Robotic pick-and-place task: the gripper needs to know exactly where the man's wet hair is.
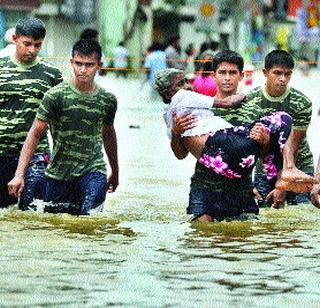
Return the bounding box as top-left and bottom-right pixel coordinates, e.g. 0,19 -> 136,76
72,39 -> 102,62
264,50 -> 294,70
15,17 -> 46,40
212,50 -> 244,73
80,28 -> 99,41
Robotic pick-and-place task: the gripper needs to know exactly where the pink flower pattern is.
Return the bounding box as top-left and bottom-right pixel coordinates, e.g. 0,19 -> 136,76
233,126 -> 246,133
199,153 -> 242,179
262,154 -> 278,180
239,154 -> 256,168
261,112 -> 287,127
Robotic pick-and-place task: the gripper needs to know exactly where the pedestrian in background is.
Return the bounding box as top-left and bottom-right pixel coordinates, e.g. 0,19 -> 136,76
113,41 -> 128,78
192,50 -> 218,97
165,35 -> 184,70
144,42 -> 167,93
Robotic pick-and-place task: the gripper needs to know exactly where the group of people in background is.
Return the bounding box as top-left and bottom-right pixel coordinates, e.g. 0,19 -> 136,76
143,35 -> 221,98
1,17 -> 319,221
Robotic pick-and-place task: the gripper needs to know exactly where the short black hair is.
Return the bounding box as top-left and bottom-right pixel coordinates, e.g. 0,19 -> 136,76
72,39 -> 102,62
150,42 -> 164,51
15,17 -> 46,40
212,50 -> 244,72
168,35 -> 180,46
80,28 -> 99,41
264,50 -> 294,70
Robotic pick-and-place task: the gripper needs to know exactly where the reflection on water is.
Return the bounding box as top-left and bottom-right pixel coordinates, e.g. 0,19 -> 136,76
1,76 -> 320,306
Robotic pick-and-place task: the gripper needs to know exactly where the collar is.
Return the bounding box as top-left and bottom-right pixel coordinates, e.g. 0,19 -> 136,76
262,85 -> 290,102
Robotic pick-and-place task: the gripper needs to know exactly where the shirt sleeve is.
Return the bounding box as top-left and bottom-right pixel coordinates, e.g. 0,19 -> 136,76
291,95 -> 312,130
103,93 -> 117,125
36,91 -> 61,122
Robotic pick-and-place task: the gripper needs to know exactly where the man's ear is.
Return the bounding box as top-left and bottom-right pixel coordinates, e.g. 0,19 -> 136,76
12,34 -> 18,43
240,71 -> 244,80
262,68 -> 268,77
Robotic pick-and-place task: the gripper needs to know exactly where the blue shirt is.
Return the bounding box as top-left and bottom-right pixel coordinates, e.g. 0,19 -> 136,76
144,50 -> 167,87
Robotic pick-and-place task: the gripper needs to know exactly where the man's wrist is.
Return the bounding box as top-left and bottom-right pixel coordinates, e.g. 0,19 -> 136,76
171,129 -> 181,137
14,173 -> 24,178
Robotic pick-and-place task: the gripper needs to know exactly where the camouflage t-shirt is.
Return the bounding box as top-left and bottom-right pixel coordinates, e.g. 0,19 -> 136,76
0,55 -> 63,156
36,80 -> 117,180
246,86 -> 313,172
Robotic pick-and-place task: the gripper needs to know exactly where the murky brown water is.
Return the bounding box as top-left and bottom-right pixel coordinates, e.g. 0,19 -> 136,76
1,74 -> 320,306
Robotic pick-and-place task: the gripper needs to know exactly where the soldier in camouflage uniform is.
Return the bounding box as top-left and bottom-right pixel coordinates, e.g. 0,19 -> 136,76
164,51 -> 271,222
8,39 -> 119,215
247,50 -> 313,207
0,17 -> 63,209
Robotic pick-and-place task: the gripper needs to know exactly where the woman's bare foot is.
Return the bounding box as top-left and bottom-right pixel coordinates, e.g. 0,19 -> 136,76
276,178 -> 314,193
281,167 -> 315,183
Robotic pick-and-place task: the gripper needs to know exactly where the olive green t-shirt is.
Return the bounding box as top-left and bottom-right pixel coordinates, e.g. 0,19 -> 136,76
0,56 -> 63,156
246,86 -> 313,173
37,80 -> 117,180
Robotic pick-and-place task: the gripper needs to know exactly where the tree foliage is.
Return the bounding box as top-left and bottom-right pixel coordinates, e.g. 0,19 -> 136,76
163,0 -> 186,9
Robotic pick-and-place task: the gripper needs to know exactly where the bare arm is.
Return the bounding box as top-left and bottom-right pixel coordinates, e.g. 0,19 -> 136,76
213,93 -> 246,109
170,111 -> 191,159
8,118 -> 48,198
102,124 -> 119,192
283,129 -> 306,169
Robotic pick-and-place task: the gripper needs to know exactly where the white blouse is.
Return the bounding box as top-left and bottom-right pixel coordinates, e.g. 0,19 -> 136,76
164,89 -> 233,139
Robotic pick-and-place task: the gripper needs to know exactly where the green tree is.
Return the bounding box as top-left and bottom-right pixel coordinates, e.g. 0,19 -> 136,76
163,0 -> 186,10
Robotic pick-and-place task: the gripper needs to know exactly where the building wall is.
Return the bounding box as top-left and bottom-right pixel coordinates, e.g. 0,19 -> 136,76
40,15 -> 85,75
96,0 -> 152,72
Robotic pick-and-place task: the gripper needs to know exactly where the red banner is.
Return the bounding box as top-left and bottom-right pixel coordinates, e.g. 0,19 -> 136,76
288,0 -> 303,16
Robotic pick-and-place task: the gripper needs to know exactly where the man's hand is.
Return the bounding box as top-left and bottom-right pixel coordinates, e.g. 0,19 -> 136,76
249,123 -> 270,145
214,93 -> 246,109
172,111 -> 197,136
8,175 -> 25,198
107,172 -> 119,193
266,188 -> 286,209
311,184 -> 320,208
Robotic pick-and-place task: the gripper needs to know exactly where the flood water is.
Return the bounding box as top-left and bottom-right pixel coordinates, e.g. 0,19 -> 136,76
1,72 -> 320,306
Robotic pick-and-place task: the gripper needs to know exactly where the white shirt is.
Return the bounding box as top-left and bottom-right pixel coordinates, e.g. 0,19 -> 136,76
164,89 -> 233,139
0,44 -> 15,58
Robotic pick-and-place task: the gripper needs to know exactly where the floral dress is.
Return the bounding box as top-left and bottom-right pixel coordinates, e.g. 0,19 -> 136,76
198,111 -> 292,181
